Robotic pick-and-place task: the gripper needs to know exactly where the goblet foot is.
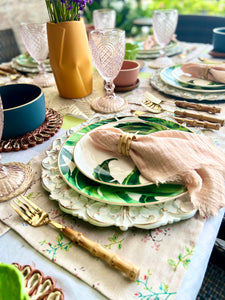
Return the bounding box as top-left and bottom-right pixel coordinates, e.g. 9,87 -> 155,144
149,56 -> 174,69
0,162 -> 33,202
91,95 -> 127,114
33,72 -> 55,88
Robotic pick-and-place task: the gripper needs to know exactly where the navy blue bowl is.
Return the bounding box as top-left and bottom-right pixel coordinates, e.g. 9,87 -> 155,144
1,83 -> 45,138
213,27 -> 225,53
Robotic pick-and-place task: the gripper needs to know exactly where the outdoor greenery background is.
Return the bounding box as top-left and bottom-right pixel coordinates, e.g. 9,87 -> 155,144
84,0 -> 225,36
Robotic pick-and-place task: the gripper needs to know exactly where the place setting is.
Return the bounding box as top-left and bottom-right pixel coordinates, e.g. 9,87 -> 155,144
11,53 -> 51,74
135,38 -> 182,60
137,9 -> 183,65
42,114 -> 201,231
151,62 -> 225,101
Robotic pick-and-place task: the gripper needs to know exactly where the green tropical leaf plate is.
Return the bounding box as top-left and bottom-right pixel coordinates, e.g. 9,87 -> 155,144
73,120 -> 168,187
161,65 -> 225,93
58,116 -> 190,206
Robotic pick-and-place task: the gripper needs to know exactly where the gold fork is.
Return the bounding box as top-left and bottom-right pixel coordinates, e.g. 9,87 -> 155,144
10,195 -> 140,281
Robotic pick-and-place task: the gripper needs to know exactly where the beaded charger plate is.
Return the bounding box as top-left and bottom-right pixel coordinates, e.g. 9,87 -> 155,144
41,116 -> 196,230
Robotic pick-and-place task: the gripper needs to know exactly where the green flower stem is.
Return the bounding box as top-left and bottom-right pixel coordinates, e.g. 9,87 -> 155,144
168,246 -> 194,272
136,275 -> 176,299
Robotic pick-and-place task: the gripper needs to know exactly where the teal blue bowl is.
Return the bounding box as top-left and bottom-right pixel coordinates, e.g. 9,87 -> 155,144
1,83 -> 46,138
213,27 -> 225,53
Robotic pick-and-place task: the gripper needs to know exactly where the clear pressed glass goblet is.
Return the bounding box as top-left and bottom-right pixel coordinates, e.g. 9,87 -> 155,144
89,29 -> 127,114
151,9 -> 178,68
20,22 -> 55,87
93,9 -> 116,30
0,97 -> 28,201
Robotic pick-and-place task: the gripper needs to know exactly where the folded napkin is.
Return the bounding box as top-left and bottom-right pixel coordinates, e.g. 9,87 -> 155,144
143,34 -> 177,50
181,63 -> 225,83
143,35 -> 157,50
89,128 -> 225,217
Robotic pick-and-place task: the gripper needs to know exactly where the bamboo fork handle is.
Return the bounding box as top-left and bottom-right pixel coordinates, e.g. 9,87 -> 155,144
175,100 -> 221,114
174,110 -> 225,125
63,226 -> 140,281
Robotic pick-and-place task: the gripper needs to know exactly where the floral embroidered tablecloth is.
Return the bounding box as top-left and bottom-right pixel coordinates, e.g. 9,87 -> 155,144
0,41 -> 225,299
0,148 -> 205,299
2,104 -> 225,299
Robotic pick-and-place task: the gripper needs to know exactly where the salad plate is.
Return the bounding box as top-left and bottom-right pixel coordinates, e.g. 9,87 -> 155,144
160,66 -> 225,93
172,65 -> 225,89
73,121 -> 169,188
41,115 -> 196,230
58,116 -> 190,206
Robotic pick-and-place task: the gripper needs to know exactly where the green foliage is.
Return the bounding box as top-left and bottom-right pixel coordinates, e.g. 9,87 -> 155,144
45,0 -> 93,23
83,0 -> 225,36
144,0 -> 225,16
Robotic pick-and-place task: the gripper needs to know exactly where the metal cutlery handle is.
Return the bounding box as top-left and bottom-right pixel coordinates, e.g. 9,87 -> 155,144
62,226 -> 140,281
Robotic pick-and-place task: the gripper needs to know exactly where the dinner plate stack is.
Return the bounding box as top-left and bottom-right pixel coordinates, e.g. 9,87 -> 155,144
11,53 -> 51,73
136,40 -> 182,59
41,115 -> 197,230
151,64 -> 225,101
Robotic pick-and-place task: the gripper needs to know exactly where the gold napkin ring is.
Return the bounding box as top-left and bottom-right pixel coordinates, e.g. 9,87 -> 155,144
202,65 -> 211,80
118,133 -> 136,156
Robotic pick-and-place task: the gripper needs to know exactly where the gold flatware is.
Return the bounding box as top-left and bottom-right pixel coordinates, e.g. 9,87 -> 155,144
141,99 -> 163,113
198,57 -> 225,64
178,45 -> 197,59
141,91 -> 163,113
10,195 -> 140,281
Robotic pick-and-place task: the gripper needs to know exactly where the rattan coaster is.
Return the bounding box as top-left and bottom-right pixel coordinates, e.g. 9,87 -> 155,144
0,162 -> 33,202
0,108 -> 63,152
13,263 -> 64,299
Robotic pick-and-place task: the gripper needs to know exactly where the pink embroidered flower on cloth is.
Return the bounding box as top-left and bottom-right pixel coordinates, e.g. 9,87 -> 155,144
89,128 -> 225,218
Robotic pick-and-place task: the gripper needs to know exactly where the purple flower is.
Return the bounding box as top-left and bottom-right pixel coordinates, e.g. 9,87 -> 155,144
45,0 -> 94,22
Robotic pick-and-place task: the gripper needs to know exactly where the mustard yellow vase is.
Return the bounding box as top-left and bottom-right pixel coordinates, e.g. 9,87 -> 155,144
47,20 -> 93,99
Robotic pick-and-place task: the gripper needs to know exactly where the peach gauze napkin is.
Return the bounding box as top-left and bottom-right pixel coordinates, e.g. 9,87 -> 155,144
89,128 -> 225,218
143,34 -> 177,50
181,63 -> 225,83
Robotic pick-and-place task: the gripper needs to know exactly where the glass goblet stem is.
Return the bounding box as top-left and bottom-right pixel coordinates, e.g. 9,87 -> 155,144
37,61 -> 46,75
105,80 -> 115,97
